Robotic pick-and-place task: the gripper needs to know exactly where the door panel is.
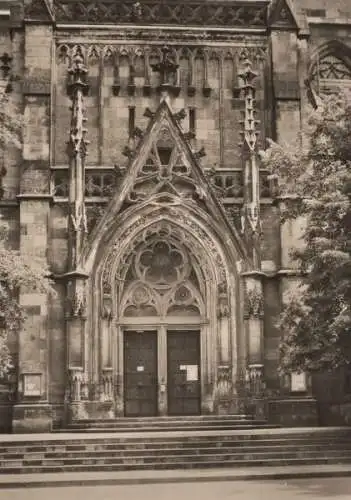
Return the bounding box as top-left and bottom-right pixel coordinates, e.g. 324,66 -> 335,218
124,331 -> 158,417
167,330 -> 201,415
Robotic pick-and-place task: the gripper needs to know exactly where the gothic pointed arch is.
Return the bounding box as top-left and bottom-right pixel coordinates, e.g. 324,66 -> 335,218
309,40 -> 351,92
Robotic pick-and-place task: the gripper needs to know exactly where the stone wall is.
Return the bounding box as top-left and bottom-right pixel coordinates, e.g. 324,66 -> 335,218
0,0 -> 350,430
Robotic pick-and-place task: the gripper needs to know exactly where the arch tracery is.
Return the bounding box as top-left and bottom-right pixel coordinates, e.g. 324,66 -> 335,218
99,215 -> 222,321
309,41 -> 351,93
98,208 -> 231,308
118,233 -> 205,319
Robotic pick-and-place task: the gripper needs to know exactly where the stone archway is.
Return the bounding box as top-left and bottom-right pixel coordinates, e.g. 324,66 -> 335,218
87,206 -> 241,417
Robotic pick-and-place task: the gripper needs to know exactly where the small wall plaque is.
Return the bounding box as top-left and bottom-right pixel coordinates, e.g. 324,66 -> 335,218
291,372 -> 307,392
23,373 -> 42,397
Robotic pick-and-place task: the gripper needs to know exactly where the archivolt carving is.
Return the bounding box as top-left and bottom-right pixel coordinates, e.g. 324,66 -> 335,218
174,213 -> 227,283
101,215 -> 228,298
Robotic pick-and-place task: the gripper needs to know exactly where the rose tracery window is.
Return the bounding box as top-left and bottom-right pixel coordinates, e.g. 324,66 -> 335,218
135,240 -> 188,288
120,236 -> 203,318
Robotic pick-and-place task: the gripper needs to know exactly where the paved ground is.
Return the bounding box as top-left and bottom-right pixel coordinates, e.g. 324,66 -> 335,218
1,477 -> 351,500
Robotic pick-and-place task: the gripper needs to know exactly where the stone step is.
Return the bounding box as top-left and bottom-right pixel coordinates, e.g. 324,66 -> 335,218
2,439 -> 351,455
69,415 -> 251,423
2,443 -> 351,460
1,456 -> 351,474
64,415 -> 272,431
1,428 -> 351,474
3,451 -> 351,469
63,424 -> 275,433
1,433 -> 351,452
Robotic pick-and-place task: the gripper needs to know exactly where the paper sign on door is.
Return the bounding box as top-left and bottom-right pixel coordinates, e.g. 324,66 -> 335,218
186,365 -> 198,382
137,366 -> 144,372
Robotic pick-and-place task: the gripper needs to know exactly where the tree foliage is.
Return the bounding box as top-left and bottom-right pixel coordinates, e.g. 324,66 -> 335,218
0,76 -> 23,152
0,219 -> 54,378
0,73 -> 52,378
0,221 -> 54,377
260,90 -> 351,373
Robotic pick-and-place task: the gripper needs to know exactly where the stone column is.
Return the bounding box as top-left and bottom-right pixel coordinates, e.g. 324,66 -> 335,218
243,272 -> 266,419
63,47 -> 90,422
12,23 -> 54,433
215,281 -> 233,414
101,294 -> 113,370
96,294 -> 116,418
158,326 -> 167,416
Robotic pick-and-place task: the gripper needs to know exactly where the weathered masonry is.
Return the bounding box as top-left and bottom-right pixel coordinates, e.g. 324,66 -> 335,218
0,0 -> 351,432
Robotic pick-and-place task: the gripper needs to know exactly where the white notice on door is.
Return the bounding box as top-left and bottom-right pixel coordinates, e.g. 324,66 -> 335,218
186,365 -> 198,381
136,366 -> 144,372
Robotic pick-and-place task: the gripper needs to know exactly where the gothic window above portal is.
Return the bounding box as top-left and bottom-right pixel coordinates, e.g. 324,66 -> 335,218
120,232 -> 204,319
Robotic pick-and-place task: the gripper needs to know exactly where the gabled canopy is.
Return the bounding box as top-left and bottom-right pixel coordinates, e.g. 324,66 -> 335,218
81,99 -> 251,271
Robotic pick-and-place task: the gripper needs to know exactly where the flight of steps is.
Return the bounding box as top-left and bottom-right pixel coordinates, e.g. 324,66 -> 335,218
58,414 -> 276,433
1,427 -> 351,474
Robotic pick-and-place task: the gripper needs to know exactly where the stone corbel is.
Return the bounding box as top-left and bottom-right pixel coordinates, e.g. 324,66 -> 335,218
187,85 -> 196,97
202,85 -> 212,98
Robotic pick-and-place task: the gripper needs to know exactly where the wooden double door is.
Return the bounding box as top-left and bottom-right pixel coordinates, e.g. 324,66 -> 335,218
124,330 -> 201,417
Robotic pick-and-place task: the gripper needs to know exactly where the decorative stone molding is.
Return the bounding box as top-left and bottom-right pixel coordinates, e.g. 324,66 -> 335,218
68,367 -> 85,401
101,368 -> 114,401
217,281 -> 229,319
216,365 -> 232,399
151,45 -> 179,95
244,287 -> 264,319
215,365 -> 233,414
246,364 -> 264,396
102,295 -> 113,320
65,279 -> 87,318
53,1 -> 268,27
101,215 -> 228,295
